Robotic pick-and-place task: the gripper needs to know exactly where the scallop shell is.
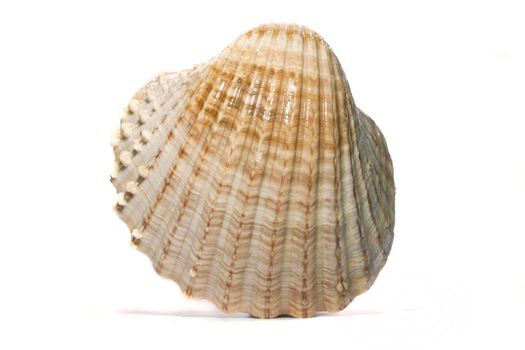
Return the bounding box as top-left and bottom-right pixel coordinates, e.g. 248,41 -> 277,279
110,24 -> 394,318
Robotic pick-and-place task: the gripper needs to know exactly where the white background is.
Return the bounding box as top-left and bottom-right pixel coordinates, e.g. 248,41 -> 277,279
1,0 -> 524,349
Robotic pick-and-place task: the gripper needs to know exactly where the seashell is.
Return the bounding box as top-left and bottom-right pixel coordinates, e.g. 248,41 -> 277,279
110,24 -> 395,318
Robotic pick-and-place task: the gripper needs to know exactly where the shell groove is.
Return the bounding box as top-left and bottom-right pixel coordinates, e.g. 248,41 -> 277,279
111,24 -> 395,318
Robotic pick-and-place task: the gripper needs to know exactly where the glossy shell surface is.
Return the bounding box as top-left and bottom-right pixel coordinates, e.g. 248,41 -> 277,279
111,24 -> 395,318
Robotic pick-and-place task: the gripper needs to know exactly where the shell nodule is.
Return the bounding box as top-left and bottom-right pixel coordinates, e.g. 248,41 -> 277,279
110,23 -> 395,318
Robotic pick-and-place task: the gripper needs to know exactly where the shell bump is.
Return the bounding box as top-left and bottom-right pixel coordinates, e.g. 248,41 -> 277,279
111,24 -> 395,318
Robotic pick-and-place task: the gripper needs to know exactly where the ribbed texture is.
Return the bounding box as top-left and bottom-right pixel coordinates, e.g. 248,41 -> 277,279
110,23 -> 395,318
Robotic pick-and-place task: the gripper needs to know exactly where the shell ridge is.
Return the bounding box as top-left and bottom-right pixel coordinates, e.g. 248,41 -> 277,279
159,32 -> 255,284
184,34 -> 257,300
354,115 -> 391,249
148,79 -> 224,269
132,77 -> 182,152
340,70 -> 389,272
167,41 -> 257,290
274,24 -> 300,316
312,34 -> 324,311
354,109 -> 394,263
133,66 -> 218,233
296,26 -> 312,317
221,121 -> 260,310
151,45 -> 239,275
190,32 -> 260,308
302,30 -> 322,314
196,30 -> 265,311
198,33 -> 259,309
327,47 -> 349,309
314,47 -> 340,311
298,29 -> 323,316
362,111 -> 395,252
112,82 -> 161,158
217,79 -> 263,309
330,68 -> 345,310
152,86 -> 221,275
351,119 -> 388,283
227,27 -> 284,317
216,28 -> 279,312
356,109 -> 395,209
263,24 -> 300,317
123,79 -> 202,223
170,64 -> 246,292
341,82 -> 383,287
239,28 -> 291,318
280,25 -> 308,317
332,56 -> 372,290
116,66 -> 215,234
355,113 -> 392,208
112,76 -> 185,190
174,101 -> 231,295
